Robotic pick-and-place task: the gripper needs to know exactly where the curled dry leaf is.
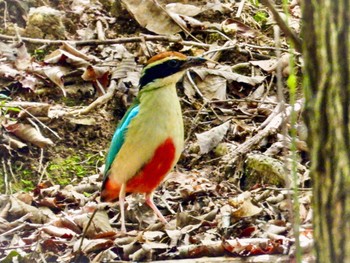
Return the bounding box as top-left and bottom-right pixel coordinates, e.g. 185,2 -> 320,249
222,18 -> 258,38
44,49 -> 90,68
43,66 -> 70,96
41,225 -> 77,238
195,121 -> 230,154
3,123 -> 54,148
61,42 -> 95,62
2,133 -> 27,150
250,53 -> 291,77
229,192 -> 262,218
81,65 -> 110,84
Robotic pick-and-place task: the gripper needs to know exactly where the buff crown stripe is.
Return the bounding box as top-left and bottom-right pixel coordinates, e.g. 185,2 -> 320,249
146,51 -> 187,65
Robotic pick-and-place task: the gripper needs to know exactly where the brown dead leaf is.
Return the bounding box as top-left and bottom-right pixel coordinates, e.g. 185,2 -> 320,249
41,225 -> 77,238
166,3 -> 203,16
14,42 -> 31,71
195,122 -> 230,154
250,54 -> 291,77
73,211 -> 114,239
44,49 -> 90,67
3,122 -> 54,148
61,42 -> 95,62
81,65 -> 109,81
0,64 -> 19,78
3,123 -> 54,148
122,0 -> 205,35
229,192 -> 262,218
122,0 -> 181,34
165,229 -> 182,246
53,216 -> 82,234
73,238 -> 114,253
222,18 -> 258,38
2,134 -> 28,150
142,231 -> 165,242
185,66 -> 265,100
43,66 -> 70,96
9,196 -> 52,224
18,74 -> 37,90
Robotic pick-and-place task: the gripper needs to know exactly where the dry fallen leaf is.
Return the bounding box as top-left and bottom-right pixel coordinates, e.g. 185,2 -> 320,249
43,66 -> 70,96
3,122 -> 54,148
122,0 -> 181,34
44,49 -> 90,67
195,122 -> 230,154
184,66 -> 266,100
121,0 -> 205,35
41,225 -> 77,238
229,192 -> 262,218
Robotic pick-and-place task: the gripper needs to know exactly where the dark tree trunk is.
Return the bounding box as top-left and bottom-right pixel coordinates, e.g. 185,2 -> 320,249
302,0 -> 350,262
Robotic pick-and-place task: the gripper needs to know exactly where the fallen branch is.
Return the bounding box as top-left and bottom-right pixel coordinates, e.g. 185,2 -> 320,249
228,99 -> 304,165
0,33 -> 211,48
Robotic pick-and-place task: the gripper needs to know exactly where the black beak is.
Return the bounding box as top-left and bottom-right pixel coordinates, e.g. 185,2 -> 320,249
181,57 -> 207,69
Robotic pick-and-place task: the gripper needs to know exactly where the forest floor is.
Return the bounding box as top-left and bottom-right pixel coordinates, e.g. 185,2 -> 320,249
0,0 -> 313,262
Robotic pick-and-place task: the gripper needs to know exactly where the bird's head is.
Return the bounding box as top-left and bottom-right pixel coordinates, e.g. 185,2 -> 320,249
139,51 -> 206,90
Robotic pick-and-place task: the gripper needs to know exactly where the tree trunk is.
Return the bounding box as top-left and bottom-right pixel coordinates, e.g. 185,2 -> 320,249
302,1 -> 350,262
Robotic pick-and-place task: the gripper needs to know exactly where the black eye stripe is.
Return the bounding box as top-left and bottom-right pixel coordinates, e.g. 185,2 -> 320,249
139,59 -> 185,89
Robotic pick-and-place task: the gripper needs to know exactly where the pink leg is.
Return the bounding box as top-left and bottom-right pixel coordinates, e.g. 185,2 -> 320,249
119,183 -> 126,232
145,193 -> 168,224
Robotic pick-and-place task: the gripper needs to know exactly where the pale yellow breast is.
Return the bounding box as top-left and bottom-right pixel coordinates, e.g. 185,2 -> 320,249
109,83 -> 184,185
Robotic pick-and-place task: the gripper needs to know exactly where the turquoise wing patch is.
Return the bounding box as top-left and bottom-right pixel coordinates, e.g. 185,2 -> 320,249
104,105 -> 139,177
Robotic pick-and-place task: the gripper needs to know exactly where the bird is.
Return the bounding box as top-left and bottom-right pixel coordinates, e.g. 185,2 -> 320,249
100,51 -> 206,231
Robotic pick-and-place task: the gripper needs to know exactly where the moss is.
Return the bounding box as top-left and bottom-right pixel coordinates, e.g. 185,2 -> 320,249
10,167 -> 36,192
46,153 -> 104,186
0,152 -> 104,193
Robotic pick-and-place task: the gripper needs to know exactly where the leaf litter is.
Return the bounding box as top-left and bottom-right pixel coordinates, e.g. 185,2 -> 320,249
0,0 -> 313,262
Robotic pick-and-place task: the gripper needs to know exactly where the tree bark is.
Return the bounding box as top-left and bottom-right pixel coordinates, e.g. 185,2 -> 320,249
302,0 -> 350,262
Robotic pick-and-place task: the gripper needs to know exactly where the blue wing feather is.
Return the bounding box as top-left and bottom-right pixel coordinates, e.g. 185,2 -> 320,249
104,104 -> 139,177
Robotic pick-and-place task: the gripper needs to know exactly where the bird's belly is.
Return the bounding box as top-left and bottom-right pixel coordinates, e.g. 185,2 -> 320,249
125,137 -> 176,193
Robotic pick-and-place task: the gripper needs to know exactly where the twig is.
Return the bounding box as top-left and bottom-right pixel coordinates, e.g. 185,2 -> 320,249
241,43 -> 291,53
21,106 -> 61,139
185,71 -> 222,121
7,158 -> 17,183
2,158 -> 9,194
236,0 -> 246,18
184,102 -> 208,145
65,79 -> 117,116
227,99 -> 304,165
96,20 -> 105,41
76,209 -> 98,255
38,162 -> 49,185
3,1 -> 7,29
0,33 -> 192,46
0,221 -> 27,237
260,0 -> 302,52
208,98 -> 278,106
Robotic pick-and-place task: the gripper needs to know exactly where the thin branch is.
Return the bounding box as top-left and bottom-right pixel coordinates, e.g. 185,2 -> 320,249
0,33 -> 204,47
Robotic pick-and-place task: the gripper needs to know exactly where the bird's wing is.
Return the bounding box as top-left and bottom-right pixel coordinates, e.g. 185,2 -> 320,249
103,104 -> 140,179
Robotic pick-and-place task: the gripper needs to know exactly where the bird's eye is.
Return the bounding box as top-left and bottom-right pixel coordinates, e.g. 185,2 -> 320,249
167,60 -> 180,68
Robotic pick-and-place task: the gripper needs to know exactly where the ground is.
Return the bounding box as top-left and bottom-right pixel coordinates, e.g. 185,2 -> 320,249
0,0 -> 312,262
